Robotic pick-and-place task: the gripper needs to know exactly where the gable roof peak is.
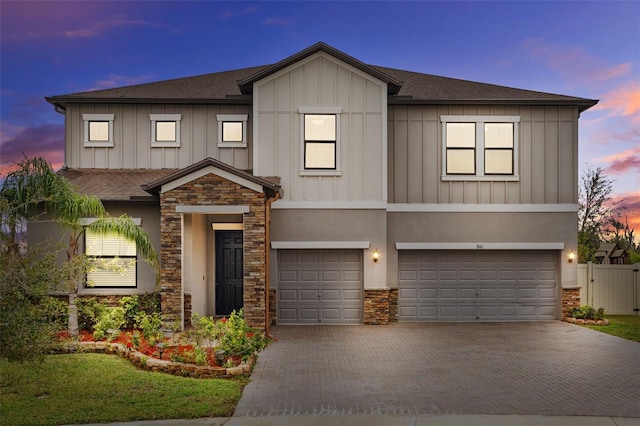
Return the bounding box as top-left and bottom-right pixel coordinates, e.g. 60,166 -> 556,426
237,41 -> 403,95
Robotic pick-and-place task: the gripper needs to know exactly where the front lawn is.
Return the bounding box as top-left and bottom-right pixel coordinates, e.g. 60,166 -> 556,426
0,353 -> 246,426
582,315 -> 640,342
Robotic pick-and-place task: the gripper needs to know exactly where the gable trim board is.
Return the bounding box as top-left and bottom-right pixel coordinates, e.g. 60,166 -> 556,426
396,242 -> 565,250
272,241 -> 370,249
273,202 -> 579,212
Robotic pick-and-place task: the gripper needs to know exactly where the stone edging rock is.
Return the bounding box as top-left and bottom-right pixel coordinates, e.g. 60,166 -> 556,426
563,317 -> 610,326
62,341 -> 255,379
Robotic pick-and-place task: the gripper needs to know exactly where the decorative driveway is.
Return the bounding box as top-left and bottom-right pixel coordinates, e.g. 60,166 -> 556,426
234,322 -> 640,418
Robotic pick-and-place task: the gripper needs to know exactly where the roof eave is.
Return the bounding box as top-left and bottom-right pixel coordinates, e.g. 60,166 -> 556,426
388,97 -> 599,112
45,96 -> 253,106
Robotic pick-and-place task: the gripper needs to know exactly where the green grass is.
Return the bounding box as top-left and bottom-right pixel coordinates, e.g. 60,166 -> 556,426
0,353 -> 247,426
582,315 -> 640,342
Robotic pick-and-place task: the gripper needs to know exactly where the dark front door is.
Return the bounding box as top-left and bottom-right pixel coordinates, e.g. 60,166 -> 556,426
215,231 -> 243,316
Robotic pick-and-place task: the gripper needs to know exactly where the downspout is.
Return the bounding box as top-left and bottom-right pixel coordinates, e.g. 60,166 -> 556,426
264,190 -> 280,338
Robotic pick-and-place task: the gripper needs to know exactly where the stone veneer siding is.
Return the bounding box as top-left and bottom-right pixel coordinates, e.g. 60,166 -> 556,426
388,288 -> 398,323
364,289 -> 392,325
160,173 -> 267,330
561,287 -> 581,318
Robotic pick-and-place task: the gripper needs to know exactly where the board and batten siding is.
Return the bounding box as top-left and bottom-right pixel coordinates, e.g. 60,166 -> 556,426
388,105 -> 579,205
254,52 -> 387,203
64,104 -> 251,170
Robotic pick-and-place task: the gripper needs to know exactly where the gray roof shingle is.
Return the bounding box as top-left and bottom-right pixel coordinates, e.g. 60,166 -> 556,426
46,44 -> 597,112
58,168 -> 175,201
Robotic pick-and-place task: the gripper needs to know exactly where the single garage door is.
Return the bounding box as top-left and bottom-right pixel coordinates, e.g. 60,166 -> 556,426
278,250 -> 363,324
398,250 -> 557,321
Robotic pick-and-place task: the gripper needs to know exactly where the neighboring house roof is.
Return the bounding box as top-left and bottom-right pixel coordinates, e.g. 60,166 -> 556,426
593,242 -> 629,263
142,157 -> 282,198
58,168 -> 175,201
46,42 -> 598,112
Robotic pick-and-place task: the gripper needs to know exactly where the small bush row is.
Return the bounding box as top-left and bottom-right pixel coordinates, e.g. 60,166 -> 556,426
569,305 -> 605,320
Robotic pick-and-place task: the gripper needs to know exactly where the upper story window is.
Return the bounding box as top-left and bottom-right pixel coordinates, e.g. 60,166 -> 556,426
299,107 -> 342,176
441,115 -> 520,181
150,114 -> 181,147
217,114 -> 248,148
83,114 -> 114,147
85,229 -> 137,288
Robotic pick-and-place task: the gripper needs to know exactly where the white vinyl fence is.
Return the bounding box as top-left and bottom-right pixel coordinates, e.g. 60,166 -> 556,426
577,262 -> 640,315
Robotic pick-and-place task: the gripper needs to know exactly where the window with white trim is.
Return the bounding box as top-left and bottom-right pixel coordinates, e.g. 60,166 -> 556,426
85,229 -> 137,288
83,114 -> 114,147
299,107 -> 342,175
441,116 -> 519,180
150,114 -> 181,147
217,114 -> 248,147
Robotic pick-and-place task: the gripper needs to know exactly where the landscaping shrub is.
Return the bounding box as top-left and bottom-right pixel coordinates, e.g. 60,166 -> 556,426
93,307 -> 125,341
217,310 -> 268,361
136,311 -> 164,346
570,305 -> 605,320
76,298 -> 108,331
119,295 -> 141,329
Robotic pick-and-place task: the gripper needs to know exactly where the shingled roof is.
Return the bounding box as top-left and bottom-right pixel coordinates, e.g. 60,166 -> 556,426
58,168 -> 175,201
46,42 -> 597,112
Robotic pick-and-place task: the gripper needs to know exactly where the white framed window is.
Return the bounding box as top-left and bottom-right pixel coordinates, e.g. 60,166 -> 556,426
441,115 -> 519,180
85,229 -> 137,288
83,114 -> 114,147
150,114 -> 181,147
217,114 -> 248,147
299,107 -> 342,176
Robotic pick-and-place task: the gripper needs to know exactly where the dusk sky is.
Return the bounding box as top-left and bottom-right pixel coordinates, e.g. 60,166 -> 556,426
1,1 -> 638,235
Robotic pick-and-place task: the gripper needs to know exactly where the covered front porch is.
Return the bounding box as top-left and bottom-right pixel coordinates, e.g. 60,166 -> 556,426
143,157 -> 281,330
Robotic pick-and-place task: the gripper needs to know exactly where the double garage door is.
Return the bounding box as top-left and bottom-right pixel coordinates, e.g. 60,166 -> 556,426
398,250 -> 558,321
277,250 -> 363,324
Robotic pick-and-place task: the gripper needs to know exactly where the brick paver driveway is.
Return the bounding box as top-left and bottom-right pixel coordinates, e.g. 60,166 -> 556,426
235,322 -> 640,417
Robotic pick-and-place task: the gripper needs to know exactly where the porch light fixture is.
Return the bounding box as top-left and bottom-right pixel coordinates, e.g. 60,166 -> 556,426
372,249 -> 380,263
568,251 -> 576,263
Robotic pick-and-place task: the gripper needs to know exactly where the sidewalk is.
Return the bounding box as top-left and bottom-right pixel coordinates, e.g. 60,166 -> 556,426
71,415 -> 640,426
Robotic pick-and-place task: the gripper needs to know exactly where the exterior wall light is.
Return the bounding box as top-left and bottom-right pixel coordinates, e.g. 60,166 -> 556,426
568,251 -> 576,263
372,249 -> 380,263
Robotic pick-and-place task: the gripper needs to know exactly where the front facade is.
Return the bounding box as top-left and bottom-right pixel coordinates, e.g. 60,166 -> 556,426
42,42 -> 597,329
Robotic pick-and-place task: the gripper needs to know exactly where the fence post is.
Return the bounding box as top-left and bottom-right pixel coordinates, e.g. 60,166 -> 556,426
587,261 -> 593,307
634,263 -> 639,316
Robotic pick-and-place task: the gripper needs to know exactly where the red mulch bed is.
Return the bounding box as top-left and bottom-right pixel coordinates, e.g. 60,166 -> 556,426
64,329 -> 240,368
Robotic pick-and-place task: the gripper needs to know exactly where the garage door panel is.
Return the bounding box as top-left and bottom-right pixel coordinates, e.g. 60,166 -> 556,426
300,289 -> 319,301
322,270 -> 340,282
279,271 -> 298,282
343,270 -> 361,282
418,288 -> 437,299
321,289 -> 340,301
300,308 -> 320,321
398,250 -> 558,322
343,289 -> 362,301
300,252 -> 320,263
399,270 -> 417,281
279,289 -> 298,301
300,270 -> 319,282
278,249 -> 362,324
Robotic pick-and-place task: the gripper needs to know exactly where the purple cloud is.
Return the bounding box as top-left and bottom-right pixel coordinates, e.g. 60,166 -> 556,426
0,124 -> 64,176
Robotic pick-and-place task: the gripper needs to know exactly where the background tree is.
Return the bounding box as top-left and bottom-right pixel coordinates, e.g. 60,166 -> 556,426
577,166 -> 617,263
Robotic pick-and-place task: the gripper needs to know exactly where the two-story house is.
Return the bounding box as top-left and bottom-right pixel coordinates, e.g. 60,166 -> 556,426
42,42 -> 597,329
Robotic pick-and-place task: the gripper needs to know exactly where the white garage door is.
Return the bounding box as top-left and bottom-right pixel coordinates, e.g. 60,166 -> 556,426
398,250 -> 558,321
278,250 -> 363,324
